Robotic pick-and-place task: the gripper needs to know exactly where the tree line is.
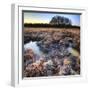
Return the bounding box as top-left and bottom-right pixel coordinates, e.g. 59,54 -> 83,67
24,16 -> 80,28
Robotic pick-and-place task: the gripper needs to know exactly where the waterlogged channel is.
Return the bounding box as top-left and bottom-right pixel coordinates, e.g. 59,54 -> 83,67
24,41 -> 79,58
24,30 -> 80,77
24,41 -> 43,56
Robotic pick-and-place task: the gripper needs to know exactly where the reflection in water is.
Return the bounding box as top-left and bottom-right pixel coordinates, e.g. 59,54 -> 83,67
24,37 -> 80,77
24,41 -> 43,56
67,47 -> 79,57
24,41 -> 79,56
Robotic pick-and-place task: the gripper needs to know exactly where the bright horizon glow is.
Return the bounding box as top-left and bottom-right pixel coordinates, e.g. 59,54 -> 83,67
24,18 -> 49,24
24,12 -> 80,26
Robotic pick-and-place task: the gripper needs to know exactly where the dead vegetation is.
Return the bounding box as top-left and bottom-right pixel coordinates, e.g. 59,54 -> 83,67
24,27 -> 80,77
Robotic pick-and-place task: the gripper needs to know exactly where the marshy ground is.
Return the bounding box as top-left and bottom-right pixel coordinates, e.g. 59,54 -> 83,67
24,27 -> 80,77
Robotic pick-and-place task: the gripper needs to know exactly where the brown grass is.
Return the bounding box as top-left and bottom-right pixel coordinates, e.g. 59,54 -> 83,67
24,27 -> 80,35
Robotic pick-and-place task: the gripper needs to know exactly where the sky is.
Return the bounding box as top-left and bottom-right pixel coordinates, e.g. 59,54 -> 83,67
24,11 -> 80,26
